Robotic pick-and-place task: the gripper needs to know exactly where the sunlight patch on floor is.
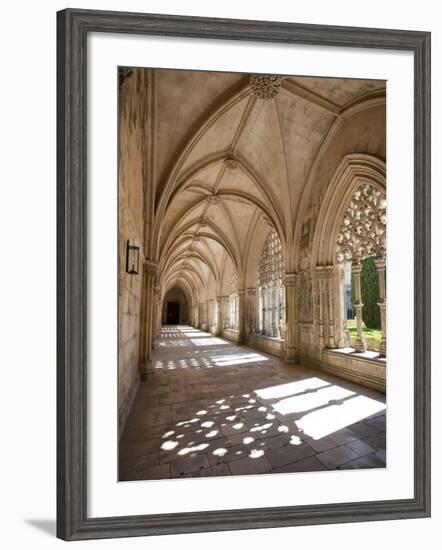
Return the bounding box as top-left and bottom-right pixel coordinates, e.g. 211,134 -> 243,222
190,337 -> 228,346
210,352 -> 269,366
296,394 -> 386,440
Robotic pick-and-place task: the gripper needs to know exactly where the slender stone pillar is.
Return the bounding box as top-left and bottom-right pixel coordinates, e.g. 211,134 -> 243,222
139,260 -> 158,380
215,296 -> 222,336
374,257 -> 387,356
284,273 -> 297,362
152,285 -> 161,349
315,267 -> 325,349
324,266 -> 336,348
261,287 -> 267,335
246,287 -> 257,336
271,286 -> 279,337
351,261 -> 366,352
237,289 -> 246,344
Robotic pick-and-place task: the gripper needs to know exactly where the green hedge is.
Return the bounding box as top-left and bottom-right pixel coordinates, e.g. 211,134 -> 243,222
351,257 -> 381,330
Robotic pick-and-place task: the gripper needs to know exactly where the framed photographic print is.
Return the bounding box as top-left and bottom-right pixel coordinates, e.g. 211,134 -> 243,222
57,8 -> 431,541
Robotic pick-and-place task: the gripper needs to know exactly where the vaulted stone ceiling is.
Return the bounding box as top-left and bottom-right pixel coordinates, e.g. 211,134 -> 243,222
152,69 -> 386,303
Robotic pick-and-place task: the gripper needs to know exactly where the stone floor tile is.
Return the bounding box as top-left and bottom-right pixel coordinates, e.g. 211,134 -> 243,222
328,428 -> 360,446
228,456 -> 272,476
142,463 -> 171,480
363,416 -> 386,432
362,431 -> 386,451
265,443 -> 316,468
316,445 -> 359,468
340,452 -> 386,469
169,454 -> 209,477
346,438 -> 376,457
346,421 -> 379,439
272,456 -> 328,473
304,436 -> 340,453
120,326 -> 387,481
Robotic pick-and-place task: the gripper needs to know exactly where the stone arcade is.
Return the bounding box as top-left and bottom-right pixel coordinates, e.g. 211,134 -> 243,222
118,69 -> 386,480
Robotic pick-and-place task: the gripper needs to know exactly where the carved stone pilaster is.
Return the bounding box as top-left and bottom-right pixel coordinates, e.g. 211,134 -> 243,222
246,287 -> 257,335
237,289 -> 246,344
324,265 -> 336,348
139,260 -> 159,380
284,273 -> 297,362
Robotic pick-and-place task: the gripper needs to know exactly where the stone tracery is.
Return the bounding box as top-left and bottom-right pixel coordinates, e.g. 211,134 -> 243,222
229,270 -> 239,330
335,183 -> 387,354
257,228 -> 285,338
336,184 -> 386,264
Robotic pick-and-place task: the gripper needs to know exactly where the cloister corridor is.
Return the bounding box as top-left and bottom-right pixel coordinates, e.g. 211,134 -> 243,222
119,326 -> 386,481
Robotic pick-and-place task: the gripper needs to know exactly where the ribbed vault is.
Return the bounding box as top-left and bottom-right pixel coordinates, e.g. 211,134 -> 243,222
152,70 -> 386,308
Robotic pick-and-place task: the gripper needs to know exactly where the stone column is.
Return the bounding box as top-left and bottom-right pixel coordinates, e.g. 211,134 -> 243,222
237,289 -> 246,344
315,267 -> 325,349
279,285 -> 286,340
284,273 -> 297,362
374,257 -> 387,356
337,263 -> 350,348
351,261 -> 366,352
324,266 -> 336,348
139,260 -> 158,380
220,296 -> 228,330
215,296 -> 222,336
271,286 -> 279,337
261,287 -> 267,335
204,301 -> 209,330
152,285 -> 161,349
246,287 -> 257,336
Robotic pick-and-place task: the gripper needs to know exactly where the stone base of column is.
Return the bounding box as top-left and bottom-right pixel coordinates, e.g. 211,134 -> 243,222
285,346 -> 296,363
378,337 -> 387,357
140,362 -> 150,382
354,337 -> 366,353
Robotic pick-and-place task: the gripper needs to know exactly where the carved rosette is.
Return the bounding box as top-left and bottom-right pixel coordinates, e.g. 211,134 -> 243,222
336,184 -> 386,263
223,156 -> 238,169
250,74 -> 282,99
206,195 -> 220,205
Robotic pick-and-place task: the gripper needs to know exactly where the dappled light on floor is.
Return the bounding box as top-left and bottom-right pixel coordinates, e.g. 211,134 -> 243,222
119,326 -> 386,481
190,337 -> 228,346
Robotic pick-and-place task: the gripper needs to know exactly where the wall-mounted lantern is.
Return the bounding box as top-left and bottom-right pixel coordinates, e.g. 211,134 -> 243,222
126,240 -> 140,275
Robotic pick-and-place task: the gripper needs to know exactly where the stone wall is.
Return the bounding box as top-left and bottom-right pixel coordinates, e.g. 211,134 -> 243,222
247,334 -> 285,359
118,68 -> 149,434
222,328 -> 240,344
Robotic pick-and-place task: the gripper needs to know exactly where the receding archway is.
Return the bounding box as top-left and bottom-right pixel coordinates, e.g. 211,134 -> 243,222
161,286 -> 190,325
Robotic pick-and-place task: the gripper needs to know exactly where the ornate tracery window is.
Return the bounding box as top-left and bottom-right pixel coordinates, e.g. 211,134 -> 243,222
257,228 -> 285,338
336,183 -> 387,354
229,270 -> 239,330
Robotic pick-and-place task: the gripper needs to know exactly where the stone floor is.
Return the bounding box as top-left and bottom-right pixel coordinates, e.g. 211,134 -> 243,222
119,326 -> 386,481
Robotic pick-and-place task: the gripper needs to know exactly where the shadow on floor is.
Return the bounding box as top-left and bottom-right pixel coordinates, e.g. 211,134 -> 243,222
24,519 -> 56,537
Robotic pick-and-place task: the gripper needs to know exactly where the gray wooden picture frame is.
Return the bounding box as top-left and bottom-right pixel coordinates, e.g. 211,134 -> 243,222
57,8 -> 431,541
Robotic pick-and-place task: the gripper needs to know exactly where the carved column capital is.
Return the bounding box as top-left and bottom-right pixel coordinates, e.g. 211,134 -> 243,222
284,273 -> 297,287
143,260 -> 158,278
351,261 -> 362,275
373,257 -> 386,270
